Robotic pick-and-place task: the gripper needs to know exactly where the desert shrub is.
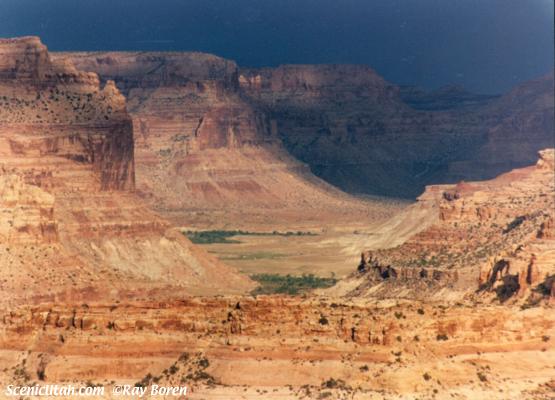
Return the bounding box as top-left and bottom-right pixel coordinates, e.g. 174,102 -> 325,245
198,358 -> 210,369
502,215 -> 526,234
321,378 -> 347,389
134,373 -> 152,388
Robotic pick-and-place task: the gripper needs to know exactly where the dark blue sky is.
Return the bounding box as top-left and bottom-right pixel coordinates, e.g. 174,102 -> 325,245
1,0 -> 553,93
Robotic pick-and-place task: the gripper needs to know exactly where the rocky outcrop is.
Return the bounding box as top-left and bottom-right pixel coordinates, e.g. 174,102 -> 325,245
0,37 -> 134,191
0,37 -> 97,87
55,52 -> 553,219
345,150 -> 555,302
0,37 -> 253,306
239,64 -> 401,106
0,173 -> 57,244
0,297 -> 553,399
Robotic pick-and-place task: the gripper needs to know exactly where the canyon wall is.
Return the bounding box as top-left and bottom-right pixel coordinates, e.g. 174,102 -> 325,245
336,150 -> 555,303
0,37 -> 253,306
240,66 -> 554,198
56,52 -> 398,229
0,37 -> 135,191
446,73 -> 555,180
57,52 -> 553,221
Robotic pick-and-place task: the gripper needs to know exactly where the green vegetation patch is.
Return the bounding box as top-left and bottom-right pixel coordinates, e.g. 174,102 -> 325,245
250,273 -> 337,296
183,230 -> 317,244
183,230 -> 241,244
220,251 -> 288,260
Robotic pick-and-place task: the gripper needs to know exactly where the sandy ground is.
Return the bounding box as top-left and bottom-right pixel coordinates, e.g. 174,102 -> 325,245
187,197 -> 430,280
201,233 -> 363,278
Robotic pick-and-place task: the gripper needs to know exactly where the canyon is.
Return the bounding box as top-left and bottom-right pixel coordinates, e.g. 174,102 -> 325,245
54,52 -> 554,227
331,149 -> 555,305
53,52 -> 396,230
2,148 -> 548,399
0,36 -> 553,400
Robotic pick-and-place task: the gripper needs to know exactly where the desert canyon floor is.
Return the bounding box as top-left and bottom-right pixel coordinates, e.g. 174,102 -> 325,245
0,37 -> 553,400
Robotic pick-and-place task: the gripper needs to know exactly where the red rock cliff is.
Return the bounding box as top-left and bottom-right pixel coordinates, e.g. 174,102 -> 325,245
0,37 -> 135,191
345,149 -> 555,303
0,38 -> 253,306
54,52 -> 389,229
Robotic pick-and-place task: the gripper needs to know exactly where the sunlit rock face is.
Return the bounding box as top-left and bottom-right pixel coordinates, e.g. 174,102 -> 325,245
340,150 -> 554,303
54,52 -> 389,228
0,37 -> 253,307
1,296 -> 554,399
56,52 -> 553,227
0,37 -> 135,191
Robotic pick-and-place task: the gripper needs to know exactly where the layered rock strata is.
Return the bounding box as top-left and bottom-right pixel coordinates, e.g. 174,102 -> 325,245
54,53 -> 553,225
339,150 -> 555,302
0,37 -> 253,306
49,53 -> 407,228
240,66 -> 554,198
0,297 -> 553,399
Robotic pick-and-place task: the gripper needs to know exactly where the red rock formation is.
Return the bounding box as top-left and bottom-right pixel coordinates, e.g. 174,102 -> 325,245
0,37 -> 134,190
239,64 -> 401,105
54,52 -> 553,225
344,150 -> 555,302
0,37 -> 253,306
0,297 -> 553,399
53,52 -> 396,229
0,173 -> 58,244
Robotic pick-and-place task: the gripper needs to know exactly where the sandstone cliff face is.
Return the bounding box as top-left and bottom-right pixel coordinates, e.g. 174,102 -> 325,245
340,150 -> 555,303
239,64 -> 401,105
0,37 -> 97,87
54,52 -> 396,229
240,66 -> 554,198
0,37 -> 135,191
0,37 -> 253,306
0,173 -> 57,244
57,52 -> 553,218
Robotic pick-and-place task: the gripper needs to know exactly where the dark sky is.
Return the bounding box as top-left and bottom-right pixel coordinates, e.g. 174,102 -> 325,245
1,0 -> 553,93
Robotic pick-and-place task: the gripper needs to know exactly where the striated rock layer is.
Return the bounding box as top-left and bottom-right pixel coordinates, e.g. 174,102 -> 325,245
334,150 -> 555,303
50,52 -> 409,228
240,66 -> 554,198
53,53 -> 553,225
0,37 -> 134,191
0,37 -> 253,306
0,297 -> 553,399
